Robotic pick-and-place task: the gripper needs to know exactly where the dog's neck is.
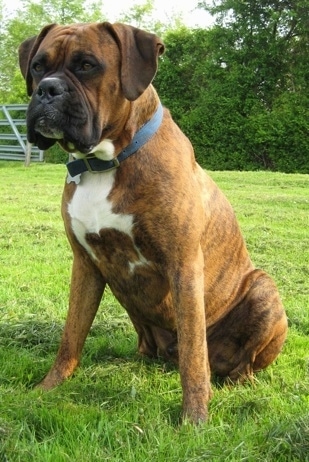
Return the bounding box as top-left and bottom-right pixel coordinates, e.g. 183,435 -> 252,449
113,85 -> 161,155
66,92 -> 163,179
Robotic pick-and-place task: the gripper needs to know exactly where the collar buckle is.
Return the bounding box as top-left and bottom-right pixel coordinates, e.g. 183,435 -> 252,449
84,155 -> 120,173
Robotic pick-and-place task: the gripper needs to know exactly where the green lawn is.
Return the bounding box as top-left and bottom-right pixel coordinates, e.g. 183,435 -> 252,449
0,161 -> 308,461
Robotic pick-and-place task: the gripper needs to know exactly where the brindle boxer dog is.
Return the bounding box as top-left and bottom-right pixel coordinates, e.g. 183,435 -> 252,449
19,22 -> 288,424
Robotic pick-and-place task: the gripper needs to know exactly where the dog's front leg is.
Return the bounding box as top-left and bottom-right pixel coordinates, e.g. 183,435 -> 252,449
38,253 -> 105,389
171,251 -> 211,424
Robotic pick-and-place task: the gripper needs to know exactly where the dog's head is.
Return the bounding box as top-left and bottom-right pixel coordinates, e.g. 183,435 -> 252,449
19,22 -> 164,153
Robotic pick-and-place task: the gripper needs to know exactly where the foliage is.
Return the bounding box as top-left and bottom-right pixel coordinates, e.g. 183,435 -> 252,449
155,0 -> 309,172
118,0 -> 183,35
1,0 -> 308,172
44,144 -> 69,164
0,162 -> 308,460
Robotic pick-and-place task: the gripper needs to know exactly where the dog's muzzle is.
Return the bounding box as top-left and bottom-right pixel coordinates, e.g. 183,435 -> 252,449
27,76 -> 95,152
27,77 -> 68,146
33,77 -> 68,139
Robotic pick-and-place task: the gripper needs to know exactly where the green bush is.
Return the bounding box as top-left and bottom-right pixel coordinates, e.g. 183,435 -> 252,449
155,19 -> 309,173
44,144 -> 68,164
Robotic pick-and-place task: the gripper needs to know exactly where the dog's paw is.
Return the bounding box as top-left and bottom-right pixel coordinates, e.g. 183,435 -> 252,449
35,369 -> 67,390
181,406 -> 208,425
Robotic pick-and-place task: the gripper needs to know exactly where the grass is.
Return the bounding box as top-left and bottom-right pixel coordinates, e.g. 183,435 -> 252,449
0,161 -> 308,461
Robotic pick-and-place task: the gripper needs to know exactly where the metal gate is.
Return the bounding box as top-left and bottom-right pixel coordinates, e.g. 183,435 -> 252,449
0,104 -> 43,164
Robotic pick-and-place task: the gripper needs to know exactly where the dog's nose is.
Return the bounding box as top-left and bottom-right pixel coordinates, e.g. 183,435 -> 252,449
36,78 -> 68,102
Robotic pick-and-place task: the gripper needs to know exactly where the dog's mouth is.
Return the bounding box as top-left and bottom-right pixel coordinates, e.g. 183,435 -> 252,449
27,103 -> 97,154
34,116 -> 64,140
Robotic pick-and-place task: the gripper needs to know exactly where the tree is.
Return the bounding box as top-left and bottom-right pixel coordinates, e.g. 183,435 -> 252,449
119,0 -> 183,36
0,0 -> 3,26
155,27 -> 212,121
155,0 -> 309,171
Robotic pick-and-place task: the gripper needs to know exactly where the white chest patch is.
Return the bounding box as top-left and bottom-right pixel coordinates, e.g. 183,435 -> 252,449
68,170 -> 134,261
73,139 -> 116,161
68,138 -> 151,270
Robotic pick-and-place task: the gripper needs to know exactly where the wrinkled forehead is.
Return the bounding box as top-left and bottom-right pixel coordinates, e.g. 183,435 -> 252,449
35,23 -> 117,60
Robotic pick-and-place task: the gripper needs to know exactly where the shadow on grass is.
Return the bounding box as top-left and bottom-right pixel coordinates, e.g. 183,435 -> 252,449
0,318 -> 228,426
0,318 -> 62,353
0,318 -> 175,385
0,317 -> 252,390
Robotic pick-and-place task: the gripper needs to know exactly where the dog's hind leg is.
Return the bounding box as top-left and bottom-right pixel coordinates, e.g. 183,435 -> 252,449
131,320 -> 178,362
207,269 -> 288,382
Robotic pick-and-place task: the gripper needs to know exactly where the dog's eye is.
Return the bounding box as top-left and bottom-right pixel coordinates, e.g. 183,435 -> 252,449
80,62 -> 94,72
32,62 -> 44,74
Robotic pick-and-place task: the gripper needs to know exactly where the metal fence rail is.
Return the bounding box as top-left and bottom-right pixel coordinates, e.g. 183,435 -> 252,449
0,104 -> 43,164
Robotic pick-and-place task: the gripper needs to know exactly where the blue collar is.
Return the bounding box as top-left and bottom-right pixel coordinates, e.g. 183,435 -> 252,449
66,103 -> 163,178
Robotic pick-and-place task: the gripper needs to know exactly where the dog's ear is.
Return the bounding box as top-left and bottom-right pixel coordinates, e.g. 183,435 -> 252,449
19,36 -> 37,80
104,22 -> 165,101
19,24 -> 57,96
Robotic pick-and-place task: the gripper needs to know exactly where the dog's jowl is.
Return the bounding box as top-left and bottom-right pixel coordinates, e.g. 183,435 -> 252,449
19,22 -> 288,423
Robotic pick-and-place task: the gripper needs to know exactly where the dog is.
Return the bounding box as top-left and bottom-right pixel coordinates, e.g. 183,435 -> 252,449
19,22 -> 288,423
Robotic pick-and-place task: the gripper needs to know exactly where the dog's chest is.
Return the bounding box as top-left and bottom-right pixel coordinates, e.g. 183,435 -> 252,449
67,171 -> 171,324
67,171 -> 142,267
